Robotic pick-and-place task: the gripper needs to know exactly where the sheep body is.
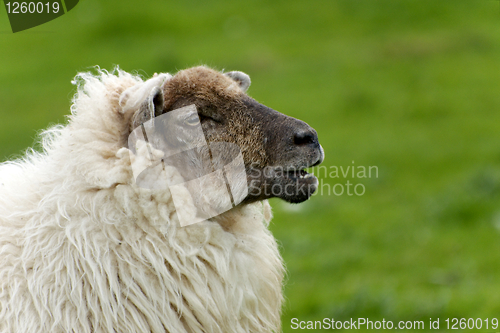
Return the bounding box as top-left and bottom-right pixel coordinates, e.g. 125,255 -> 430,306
0,69 -> 284,333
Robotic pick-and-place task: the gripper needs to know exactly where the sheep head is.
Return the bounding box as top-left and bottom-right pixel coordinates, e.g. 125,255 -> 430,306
129,66 -> 324,205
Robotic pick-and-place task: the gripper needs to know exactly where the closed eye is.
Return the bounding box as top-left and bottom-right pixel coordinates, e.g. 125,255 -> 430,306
184,114 -> 200,126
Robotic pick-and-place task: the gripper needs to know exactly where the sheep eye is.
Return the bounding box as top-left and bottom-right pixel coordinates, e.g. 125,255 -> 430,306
185,114 -> 200,126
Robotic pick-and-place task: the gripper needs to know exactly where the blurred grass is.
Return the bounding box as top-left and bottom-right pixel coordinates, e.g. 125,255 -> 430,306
2,0 -> 500,331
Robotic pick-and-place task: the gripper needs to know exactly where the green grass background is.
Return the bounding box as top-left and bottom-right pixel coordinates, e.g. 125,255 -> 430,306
2,0 -> 500,331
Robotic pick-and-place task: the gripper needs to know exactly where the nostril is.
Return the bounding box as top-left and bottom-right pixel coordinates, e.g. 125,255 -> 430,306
293,130 -> 316,146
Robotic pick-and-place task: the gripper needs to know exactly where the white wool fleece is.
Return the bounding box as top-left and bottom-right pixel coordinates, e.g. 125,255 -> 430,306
0,68 -> 284,333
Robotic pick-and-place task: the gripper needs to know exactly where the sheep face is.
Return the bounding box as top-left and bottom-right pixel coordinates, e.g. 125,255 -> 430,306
131,66 -> 324,204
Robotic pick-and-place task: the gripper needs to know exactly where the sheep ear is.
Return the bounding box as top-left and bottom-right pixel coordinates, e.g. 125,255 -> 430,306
121,73 -> 171,130
151,87 -> 165,118
131,87 -> 164,130
224,71 -> 251,92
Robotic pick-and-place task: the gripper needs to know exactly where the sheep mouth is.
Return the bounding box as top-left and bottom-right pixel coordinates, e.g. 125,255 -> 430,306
264,166 -> 319,203
244,165 -> 319,203
272,167 -> 318,203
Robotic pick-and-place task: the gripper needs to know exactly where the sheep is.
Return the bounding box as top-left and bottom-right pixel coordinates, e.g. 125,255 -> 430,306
0,66 -> 324,333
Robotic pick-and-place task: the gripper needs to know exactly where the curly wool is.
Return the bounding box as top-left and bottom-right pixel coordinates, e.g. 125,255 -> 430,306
0,68 -> 284,333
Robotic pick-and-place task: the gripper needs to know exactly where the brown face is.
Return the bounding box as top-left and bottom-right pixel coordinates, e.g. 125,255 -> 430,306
133,66 -> 324,204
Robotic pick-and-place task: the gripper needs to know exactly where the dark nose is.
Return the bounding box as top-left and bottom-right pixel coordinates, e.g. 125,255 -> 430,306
293,128 -> 318,146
